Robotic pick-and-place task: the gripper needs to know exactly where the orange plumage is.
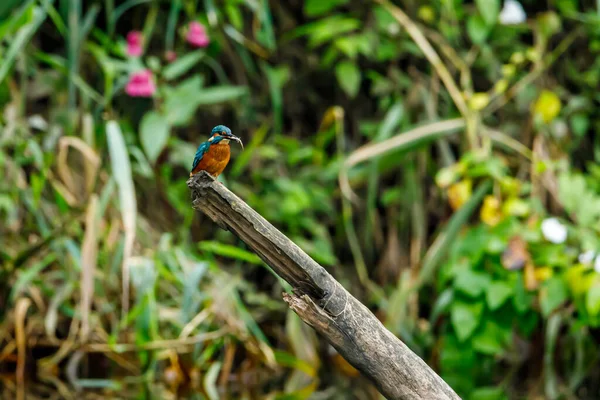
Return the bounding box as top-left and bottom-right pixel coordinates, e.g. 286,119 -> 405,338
190,142 -> 231,177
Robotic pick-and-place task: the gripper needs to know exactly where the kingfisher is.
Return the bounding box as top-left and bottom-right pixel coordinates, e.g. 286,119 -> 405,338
190,125 -> 243,178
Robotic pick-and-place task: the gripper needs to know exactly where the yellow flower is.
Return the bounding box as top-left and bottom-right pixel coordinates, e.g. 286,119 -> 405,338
502,197 -> 530,217
493,80 -> 509,94
480,195 -> 502,226
534,267 -> 553,282
418,6 -> 435,23
448,180 -> 472,210
468,92 -> 490,111
533,90 -> 561,124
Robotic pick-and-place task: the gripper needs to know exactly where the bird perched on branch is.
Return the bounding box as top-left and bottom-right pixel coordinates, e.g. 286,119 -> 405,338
190,125 -> 243,178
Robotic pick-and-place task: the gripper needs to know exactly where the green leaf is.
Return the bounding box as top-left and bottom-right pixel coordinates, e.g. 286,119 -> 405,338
304,0 -> 349,17
289,16 -> 361,47
0,5 -> 47,84
430,288 -> 454,323
335,61 -> 361,98
164,75 -> 204,126
11,254 -> 56,300
194,85 -> 248,105
335,34 -> 372,59
486,281 -> 513,310
513,275 -> 533,314
231,123 -> 269,177
467,15 -> 490,45
198,241 -> 263,264
140,111 -> 170,163
558,170 -> 600,229
162,50 -> 204,80
469,386 -> 507,400
476,0 -> 500,26
451,301 -> 483,342
0,0 -> 27,20
586,283 -> 600,317
179,258 -> 208,322
164,80 -> 246,126
439,334 -> 477,394
263,63 -> 290,134
472,319 -> 509,355
454,269 -> 491,298
570,113 -> 589,137
539,277 -> 568,317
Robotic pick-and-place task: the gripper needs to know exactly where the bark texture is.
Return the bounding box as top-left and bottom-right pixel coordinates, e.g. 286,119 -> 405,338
188,171 -> 460,400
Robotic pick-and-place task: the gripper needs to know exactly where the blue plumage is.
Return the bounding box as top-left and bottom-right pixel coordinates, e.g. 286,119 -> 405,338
211,125 -> 231,136
191,135 -> 225,171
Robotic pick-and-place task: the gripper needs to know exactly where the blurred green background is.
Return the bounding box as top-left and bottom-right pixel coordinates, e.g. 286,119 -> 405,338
2,0 -> 600,399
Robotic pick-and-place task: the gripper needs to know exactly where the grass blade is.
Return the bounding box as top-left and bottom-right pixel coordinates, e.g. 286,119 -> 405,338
106,120 -> 137,318
67,0 -> 81,111
364,102 -> 404,250
339,118 -> 466,202
0,5 -> 48,85
165,0 -> 181,51
203,361 -> 222,400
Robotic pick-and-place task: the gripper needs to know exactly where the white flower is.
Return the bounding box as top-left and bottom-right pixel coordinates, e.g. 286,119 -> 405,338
595,255 -> 600,273
541,218 -> 567,244
579,250 -> 596,265
499,0 -> 526,25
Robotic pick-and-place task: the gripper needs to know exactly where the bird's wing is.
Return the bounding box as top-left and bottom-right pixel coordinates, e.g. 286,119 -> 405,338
191,141 -> 211,171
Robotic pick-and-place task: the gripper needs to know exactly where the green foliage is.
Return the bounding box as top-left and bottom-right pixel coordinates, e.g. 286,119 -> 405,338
335,61 -> 361,98
140,111 -> 170,163
2,0 -> 600,399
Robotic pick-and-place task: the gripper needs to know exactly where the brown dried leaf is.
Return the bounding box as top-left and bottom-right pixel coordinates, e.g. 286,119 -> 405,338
80,195 -> 98,342
502,236 -> 530,270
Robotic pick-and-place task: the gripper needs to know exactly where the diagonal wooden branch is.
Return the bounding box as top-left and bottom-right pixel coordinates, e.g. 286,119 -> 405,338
188,171 -> 460,400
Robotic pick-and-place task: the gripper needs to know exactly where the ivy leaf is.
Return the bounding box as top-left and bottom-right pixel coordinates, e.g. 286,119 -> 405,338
451,301 -> 483,342
164,75 -> 204,126
140,111 -> 170,163
162,50 -> 204,81
476,0 -> 500,26
472,319 -> 510,355
469,386 -> 506,400
586,282 -> 600,317
454,269 -> 491,298
193,86 -> 248,105
570,113 -> 590,137
539,277 -> 568,317
304,0 -> 349,17
467,15 -> 491,44
513,275 -> 533,314
486,281 -> 513,310
335,61 -> 361,98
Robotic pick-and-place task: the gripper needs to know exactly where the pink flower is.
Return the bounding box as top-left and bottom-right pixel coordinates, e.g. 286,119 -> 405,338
126,31 -> 143,57
186,21 -> 210,48
125,70 -> 156,97
165,51 -> 177,62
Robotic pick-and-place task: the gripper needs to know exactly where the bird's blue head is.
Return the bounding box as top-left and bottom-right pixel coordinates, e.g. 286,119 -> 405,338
209,125 -> 243,148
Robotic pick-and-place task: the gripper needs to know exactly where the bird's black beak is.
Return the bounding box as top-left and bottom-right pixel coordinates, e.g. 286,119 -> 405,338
229,134 -> 244,150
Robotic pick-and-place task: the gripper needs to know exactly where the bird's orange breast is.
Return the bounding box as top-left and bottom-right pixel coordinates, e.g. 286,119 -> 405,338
191,142 -> 231,177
